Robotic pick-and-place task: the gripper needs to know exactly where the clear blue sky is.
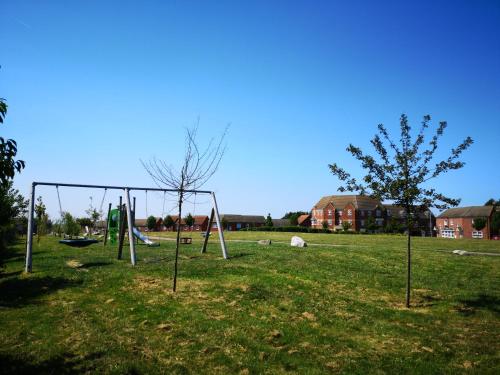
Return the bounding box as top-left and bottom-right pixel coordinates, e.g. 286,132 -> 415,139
2,0 -> 499,219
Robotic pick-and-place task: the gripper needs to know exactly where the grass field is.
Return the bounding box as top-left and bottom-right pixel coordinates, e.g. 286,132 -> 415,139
0,233 -> 499,374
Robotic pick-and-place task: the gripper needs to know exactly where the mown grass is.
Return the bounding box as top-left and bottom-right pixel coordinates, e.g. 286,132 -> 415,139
0,233 -> 499,374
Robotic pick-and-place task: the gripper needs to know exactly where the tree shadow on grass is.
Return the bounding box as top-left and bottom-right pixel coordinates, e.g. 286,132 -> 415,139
0,276 -> 82,308
456,294 -> 500,316
229,252 -> 253,259
81,261 -> 112,268
0,351 -> 108,375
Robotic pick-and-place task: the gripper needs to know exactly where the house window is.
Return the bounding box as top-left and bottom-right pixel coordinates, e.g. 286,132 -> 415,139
328,219 -> 332,225
376,210 -> 381,217
441,229 -> 455,238
444,220 -> 448,227
361,210 -> 365,217
328,210 -> 332,216
387,210 -> 391,216
311,218 -> 317,226
450,220 -> 454,226
338,210 -> 343,216
472,231 -> 483,239
236,223 -> 242,229
212,223 -> 217,228
347,209 -> 352,216
339,219 -> 343,225
367,211 -> 372,217
360,220 -> 365,226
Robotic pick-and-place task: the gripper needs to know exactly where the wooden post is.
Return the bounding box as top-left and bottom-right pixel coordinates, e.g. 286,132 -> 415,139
201,208 -> 214,254
103,202 -> 111,246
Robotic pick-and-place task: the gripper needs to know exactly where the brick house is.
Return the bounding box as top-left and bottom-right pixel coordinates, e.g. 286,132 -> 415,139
211,214 -> 266,231
297,214 -> 311,227
134,217 -> 163,232
436,206 -> 495,239
163,215 -> 209,232
311,195 -> 434,234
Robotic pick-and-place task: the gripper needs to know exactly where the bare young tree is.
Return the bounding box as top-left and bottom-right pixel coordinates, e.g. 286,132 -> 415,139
142,123 -> 228,291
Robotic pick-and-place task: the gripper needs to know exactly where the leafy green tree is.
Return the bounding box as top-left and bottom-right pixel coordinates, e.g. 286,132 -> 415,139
322,220 -> 329,230
163,215 -> 175,230
472,218 -> 486,231
484,198 -> 499,206
282,211 -> 308,225
0,97 -> 25,186
61,212 -> 80,237
365,216 -> 379,232
0,182 -> 28,249
146,216 -> 157,231
76,217 -> 92,227
265,213 -> 273,227
329,114 -> 472,307
184,213 -> 195,229
35,196 -> 49,243
342,221 -> 352,232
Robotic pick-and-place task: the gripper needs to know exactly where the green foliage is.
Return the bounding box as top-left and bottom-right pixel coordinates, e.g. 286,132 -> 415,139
35,196 -> 49,242
365,216 -> 379,232
0,182 -> 28,249
484,198 -> 499,207
163,215 -> 175,229
322,221 -> 328,230
184,213 -> 194,228
282,211 -> 308,225
60,212 -> 80,237
491,212 -> 500,235
384,218 -> 404,234
265,213 -> 273,227
146,216 -> 157,231
472,217 -> 486,231
76,217 -> 92,227
342,221 -> 352,232
0,97 -> 25,186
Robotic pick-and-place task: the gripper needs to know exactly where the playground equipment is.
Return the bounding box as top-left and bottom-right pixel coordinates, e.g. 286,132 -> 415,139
59,238 -> 99,247
24,181 -> 229,272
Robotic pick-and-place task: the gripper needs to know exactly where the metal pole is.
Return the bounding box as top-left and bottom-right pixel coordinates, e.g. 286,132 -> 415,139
201,208 -> 214,254
25,182 -> 36,272
429,210 -> 432,237
103,203 -> 111,246
210,192 -> 228,259
125,189 -> 136,266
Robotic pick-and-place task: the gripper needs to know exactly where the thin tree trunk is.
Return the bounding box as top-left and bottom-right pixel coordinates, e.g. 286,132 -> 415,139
173,190 -> 183,292
406,216 -> 411,308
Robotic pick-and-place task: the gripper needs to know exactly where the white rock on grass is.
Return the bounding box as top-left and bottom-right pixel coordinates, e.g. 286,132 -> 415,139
452,250 -> 469,256
291,236 -> 307,248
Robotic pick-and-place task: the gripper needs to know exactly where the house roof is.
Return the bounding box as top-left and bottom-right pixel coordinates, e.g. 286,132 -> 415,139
221,214 -> 266,224
438,206 -> 494,218
165,215 -> 208,225
297,214 -> 310,225
313,195 -> 381,210
134,217 -> 162,226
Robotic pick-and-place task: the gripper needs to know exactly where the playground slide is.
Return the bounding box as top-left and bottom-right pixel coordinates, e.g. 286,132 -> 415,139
132,227 -> 158,246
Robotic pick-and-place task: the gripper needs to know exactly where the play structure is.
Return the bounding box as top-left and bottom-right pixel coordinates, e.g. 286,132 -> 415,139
24,181 -> 229,272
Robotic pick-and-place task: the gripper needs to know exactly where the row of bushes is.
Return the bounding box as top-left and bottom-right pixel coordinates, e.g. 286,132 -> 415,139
240,226 -> 413,235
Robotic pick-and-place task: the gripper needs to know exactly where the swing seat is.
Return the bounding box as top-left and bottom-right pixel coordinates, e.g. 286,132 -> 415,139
59,239 -> 99,248
180,237 -> 192,245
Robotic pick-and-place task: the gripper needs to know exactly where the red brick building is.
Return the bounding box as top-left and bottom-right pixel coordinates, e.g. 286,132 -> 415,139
311,195 -> 434,234
436,206 -> 495,239
211,214 -> 266,231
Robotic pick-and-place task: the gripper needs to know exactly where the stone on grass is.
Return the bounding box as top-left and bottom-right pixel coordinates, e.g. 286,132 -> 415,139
291,236 -> 307,248
452,250 -> 469,256
258,239 -> 272,246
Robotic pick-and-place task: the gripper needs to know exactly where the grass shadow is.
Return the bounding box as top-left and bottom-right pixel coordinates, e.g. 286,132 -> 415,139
456,294 -> 500,316
0,276 -> 82,308
229,252 -> 253,259
81,261 -> 113,268
0,351 -> 104,375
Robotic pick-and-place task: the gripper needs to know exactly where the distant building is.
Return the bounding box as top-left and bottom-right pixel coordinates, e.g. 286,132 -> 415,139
436,206 -> 495,239
311,195 -> 434,234
297,214 -> 311,227
211,214 -> 266,231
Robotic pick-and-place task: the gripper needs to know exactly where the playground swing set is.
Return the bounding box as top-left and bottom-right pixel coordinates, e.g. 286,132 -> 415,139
24,181 -> 229,273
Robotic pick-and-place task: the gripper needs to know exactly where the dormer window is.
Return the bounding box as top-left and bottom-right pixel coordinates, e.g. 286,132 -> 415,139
347,209 -> 352,216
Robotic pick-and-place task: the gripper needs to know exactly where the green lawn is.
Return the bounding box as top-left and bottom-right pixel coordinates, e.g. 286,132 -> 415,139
0,233 -> 499,374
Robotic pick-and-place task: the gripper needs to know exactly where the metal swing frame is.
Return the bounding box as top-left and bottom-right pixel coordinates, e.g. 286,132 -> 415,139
24,181 -> 229,273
